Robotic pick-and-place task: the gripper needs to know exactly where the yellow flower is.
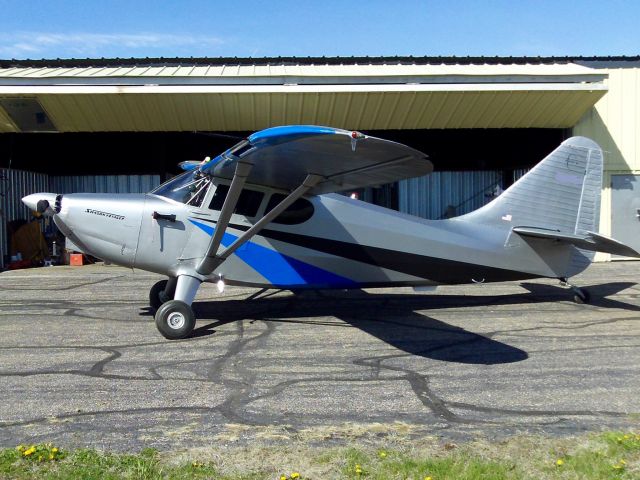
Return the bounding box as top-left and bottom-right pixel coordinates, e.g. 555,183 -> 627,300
425,477 -> 433,480
38,455 -> 44,462
15,445 -> 24,452
280,476 -> 287,480
51,447 -> 59,454
556,459 -> 564,466
291,473 -> 300,479
23,446 -> 36,456
379,451 -> 387,458
48,454 -> 54,461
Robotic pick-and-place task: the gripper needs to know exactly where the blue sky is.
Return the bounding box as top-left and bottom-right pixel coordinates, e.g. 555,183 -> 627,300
0,0 -> 638,59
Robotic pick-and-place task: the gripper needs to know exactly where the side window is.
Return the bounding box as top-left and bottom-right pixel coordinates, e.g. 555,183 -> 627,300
208,184 -> 264,218
265,194 -> 315,225
209,184 -> 229,211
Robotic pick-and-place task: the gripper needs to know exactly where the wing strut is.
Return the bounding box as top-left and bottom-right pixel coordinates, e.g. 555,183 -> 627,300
196,161 -> 253,275
196,173 -> 323,276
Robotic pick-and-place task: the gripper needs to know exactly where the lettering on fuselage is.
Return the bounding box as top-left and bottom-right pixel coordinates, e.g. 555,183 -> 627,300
85,208 -> 125,220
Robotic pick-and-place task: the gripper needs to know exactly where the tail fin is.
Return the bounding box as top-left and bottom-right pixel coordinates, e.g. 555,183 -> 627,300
463,137 -> 604,276
465,136 -> 603,235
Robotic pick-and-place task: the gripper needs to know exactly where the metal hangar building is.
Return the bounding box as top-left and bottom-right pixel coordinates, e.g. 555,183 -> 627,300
0,55 -> 638,266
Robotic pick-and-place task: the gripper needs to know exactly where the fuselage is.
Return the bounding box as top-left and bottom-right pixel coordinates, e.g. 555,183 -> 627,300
28,175 -> 580,289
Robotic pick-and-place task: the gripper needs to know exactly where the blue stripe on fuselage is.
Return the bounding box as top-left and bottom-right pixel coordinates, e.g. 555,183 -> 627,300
189,219 -> 356,288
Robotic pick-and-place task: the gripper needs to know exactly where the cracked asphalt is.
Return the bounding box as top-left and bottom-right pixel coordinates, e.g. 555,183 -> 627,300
0,262 -> 639,451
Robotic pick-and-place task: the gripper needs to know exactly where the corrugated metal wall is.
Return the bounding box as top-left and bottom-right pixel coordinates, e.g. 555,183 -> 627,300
1,173 -> 160,268
399,170 -> 502,219
573,67 -> 640,255
0,168 -> 49,268
399,169 -> 531,219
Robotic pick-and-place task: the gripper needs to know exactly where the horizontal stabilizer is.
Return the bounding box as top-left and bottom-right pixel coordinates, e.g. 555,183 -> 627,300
513,226 -> 640,258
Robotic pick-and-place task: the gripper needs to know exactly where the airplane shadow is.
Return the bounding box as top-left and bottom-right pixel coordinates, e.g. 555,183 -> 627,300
143,281 -> 638,365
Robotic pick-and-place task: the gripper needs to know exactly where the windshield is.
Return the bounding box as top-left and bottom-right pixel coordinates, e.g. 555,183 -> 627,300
150,171 -> 212,207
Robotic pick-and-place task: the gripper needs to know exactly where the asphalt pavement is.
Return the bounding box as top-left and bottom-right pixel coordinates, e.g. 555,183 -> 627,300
0,262 -> 639,451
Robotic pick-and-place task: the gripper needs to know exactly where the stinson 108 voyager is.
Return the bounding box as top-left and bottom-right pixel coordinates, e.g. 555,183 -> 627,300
23,125 -> 639,339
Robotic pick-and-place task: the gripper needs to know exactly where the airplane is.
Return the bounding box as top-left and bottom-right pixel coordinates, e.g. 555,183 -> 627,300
22,125 -> 640,340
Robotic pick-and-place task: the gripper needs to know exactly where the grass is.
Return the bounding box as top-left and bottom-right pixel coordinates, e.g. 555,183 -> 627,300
0,431 -> 638,479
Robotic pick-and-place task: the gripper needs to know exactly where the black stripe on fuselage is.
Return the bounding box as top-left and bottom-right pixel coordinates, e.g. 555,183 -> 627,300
190,217 -> 538,284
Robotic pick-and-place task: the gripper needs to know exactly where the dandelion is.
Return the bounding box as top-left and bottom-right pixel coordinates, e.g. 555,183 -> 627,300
556,459 -> 564,466
23,446 -> 36,457
51,447 -> 59,454
355,463 -> 363,475
280,475 -> 288,480
48,454 -> 54,461
38,455 -> 44,462
378,451 -> 387,458
425,477 -> 433,480
291,473 -> 300,479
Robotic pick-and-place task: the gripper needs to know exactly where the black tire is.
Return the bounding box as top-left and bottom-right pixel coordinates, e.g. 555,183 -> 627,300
155,300 -> 196,340
573,289 -> 590,304
149,279 -> 175,311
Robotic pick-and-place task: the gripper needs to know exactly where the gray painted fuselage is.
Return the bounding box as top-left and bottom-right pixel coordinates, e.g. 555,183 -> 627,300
47,187 -> 573,289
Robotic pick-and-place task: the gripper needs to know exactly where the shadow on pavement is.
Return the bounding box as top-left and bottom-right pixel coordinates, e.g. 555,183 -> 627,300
146,281 -> 637,365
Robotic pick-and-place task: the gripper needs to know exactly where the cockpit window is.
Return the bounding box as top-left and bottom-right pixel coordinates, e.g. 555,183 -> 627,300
151,171 -> 212,207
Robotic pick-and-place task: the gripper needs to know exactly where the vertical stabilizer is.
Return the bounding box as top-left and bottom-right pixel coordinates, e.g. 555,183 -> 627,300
462,136 -> 603,275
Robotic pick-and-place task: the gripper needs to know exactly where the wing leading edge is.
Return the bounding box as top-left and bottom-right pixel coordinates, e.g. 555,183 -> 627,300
195,125 -> 432,194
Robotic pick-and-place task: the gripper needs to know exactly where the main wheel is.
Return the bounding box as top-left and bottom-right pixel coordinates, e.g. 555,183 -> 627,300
149,279 -> 174,311
155,300 -> 196,340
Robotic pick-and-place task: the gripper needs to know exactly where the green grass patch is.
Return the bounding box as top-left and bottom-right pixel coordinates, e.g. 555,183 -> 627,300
0,431 -> 639,479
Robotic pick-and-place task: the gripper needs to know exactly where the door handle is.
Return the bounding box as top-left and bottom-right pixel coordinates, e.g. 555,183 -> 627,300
152,211 -> 176,222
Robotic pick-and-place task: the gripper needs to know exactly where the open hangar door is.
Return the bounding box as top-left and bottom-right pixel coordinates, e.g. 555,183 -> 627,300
0,127 -> 569,268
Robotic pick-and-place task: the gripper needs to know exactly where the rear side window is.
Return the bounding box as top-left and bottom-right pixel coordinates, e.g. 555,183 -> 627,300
209,184 -> 264,217
265,194 -> 315,224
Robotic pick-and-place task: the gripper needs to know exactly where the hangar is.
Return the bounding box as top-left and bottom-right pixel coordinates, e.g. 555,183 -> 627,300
0,55 -> 638,268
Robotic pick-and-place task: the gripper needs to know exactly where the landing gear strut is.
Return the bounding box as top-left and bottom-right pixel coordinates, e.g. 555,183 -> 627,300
154,275 -> 201,340
559,278 -> 591,304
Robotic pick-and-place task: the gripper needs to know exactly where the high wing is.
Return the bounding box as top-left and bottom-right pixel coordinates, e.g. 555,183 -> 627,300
193,125 -> 432,195
190,125 -> 431,276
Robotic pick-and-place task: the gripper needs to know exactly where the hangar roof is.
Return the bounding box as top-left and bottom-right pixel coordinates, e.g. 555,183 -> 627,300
0,56 -> 609,133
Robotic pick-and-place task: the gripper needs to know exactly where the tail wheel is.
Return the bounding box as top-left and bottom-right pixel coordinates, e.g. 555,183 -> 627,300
573,288 -> 591,304
155,300 -> 196,339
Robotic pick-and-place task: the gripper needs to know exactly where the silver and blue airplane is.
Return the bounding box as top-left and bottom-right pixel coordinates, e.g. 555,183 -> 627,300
22,125 -> 639,339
